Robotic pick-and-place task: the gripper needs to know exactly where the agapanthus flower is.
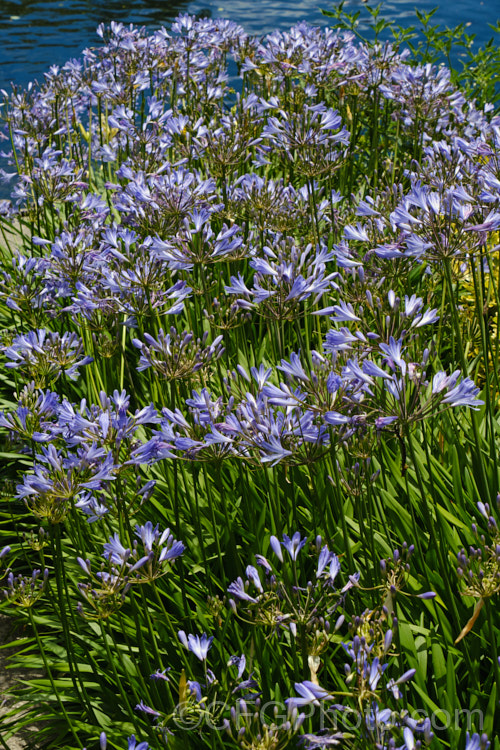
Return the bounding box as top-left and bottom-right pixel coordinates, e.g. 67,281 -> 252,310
178,630 -> 214,661
281,532 -> 308,561
135,701 -> 161,717
98,731 -> 150,750
227,576 -> 258,603
465,733 -> 491,750
286,680 -> 338,710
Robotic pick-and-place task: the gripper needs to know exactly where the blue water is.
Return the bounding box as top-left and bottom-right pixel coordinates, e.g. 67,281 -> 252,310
0,0 -> 498,92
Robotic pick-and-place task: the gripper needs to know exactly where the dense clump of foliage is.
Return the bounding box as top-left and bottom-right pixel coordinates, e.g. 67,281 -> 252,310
0,7 -> 499,750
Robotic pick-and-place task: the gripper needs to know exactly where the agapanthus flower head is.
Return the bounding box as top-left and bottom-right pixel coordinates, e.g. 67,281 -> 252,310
131,522 -> 185,582
2,567 -> 48,608
225,235 -> 339,322
54,388 -> 159,468
222,383 -> 332,467
192,111 -> 262,178
260,102 -> 349,178
228,534 -> 350,651
378,542 -> 418,600
2,329 -> 92,386
84,522 -> 185,594
456,504 -> 500,618
152,214 -> 245,271
99,250 -> 193,322
15,444 -> 117,524
226,174 -> 328,238
112,165 -> 219,237
76,550 -> 132,620
28,146 -> 86,204
225,695 -> 304,748
132,328 -> 224,381
0,382 -> 59,443
0,252 -> 50,318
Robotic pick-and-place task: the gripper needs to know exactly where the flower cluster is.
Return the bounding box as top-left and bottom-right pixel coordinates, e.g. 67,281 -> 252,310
132,328 -> 224,381
0,9 -> 496,750
228,533 -> 355,658
2,329 -> 93,386
1,567 -> 49,608
457,507 -> 500,600
76,524 -> 184,618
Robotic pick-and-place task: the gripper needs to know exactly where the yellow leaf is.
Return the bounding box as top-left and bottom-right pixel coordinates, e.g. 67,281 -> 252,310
77,121 -> 90,143
455,597 -> 485,644
178,668 -> 188,705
